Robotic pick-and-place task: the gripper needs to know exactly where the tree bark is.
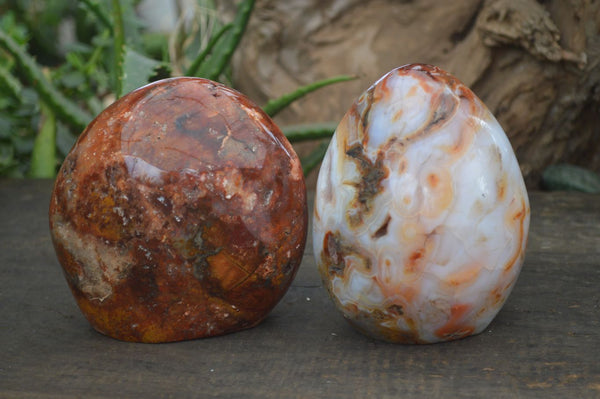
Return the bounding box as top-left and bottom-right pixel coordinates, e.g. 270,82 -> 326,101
229,0 -> 600,188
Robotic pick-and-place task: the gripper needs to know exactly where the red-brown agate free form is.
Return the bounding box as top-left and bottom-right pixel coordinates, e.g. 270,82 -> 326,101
49,78 -> 307,343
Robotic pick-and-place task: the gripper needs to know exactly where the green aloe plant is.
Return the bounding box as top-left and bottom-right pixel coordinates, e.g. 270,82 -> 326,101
0,0 -> 351,178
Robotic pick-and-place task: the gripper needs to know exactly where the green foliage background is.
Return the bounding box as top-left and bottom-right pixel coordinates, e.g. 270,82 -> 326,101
0,0 -> 352,178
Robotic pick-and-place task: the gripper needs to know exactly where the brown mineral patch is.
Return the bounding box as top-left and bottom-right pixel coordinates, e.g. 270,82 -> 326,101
387,304 -> 404,316
398,157 -> 408,174
372,214 -> 391,239
405,249 -> 426,274
434,303 -> 475,340
51,215 -> 133,301
321,230 -> 371,278
322,231 -> 346,277
344,143 -> 389,228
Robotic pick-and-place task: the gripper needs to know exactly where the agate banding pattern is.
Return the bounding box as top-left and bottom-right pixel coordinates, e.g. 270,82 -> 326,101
313,64 -> 530,343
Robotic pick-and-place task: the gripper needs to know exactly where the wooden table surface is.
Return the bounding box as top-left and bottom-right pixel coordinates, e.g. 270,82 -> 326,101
1,179 -> 599,398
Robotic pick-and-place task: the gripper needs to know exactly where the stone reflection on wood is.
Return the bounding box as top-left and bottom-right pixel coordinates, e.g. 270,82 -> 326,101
49,78 -> 307,343
313,64 -> 530,343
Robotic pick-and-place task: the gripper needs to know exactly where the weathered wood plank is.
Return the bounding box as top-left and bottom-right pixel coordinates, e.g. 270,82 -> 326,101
1,180 -> 599,398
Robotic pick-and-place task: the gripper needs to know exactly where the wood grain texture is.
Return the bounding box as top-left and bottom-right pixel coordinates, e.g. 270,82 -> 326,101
1,180 -> 599,398
229,0 -> 600,189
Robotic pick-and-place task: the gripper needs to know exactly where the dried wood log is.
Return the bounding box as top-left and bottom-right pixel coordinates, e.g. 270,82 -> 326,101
227,0 -> 600,188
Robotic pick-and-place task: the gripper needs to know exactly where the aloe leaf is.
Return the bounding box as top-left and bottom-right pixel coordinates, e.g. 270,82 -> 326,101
80,0 -> 113,33
542,163 -> 600,193
201,0 -> 254,81
29,101 -> 56,178
122,47 -> 164,94
0,143 -> 16,174
282,122 -> 337,143
262,75 -> 356,118
186,23 -> 233,77
84,30 -> 109,75
0,29 -> 92,131
112,0 -> 126,98
301,141 -> 330,176
0,64 -> 22,100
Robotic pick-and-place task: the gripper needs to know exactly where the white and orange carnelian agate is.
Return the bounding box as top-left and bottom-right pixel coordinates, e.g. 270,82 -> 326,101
313,64 -> 530,343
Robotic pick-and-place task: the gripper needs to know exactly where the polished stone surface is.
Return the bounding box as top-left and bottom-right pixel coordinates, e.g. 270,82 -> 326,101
49,78 -> 307,342
314,64 -> 530,343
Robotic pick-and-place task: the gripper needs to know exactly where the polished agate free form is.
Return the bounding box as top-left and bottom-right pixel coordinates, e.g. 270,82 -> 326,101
313,64 -> 530,343
49,78 -> 307,343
